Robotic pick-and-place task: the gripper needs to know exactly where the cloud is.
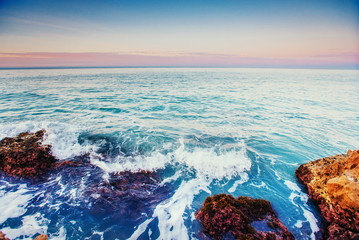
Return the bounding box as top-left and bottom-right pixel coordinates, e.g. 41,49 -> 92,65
2,15 -> 113,35
0,51 -> 358,69
311,52 -> 359,59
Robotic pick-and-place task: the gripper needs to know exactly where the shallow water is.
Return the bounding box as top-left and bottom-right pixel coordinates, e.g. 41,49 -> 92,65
0,68 -> 358,239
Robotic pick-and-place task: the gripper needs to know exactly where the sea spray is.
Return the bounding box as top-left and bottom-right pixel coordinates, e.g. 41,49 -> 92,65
129,139 -> 251,239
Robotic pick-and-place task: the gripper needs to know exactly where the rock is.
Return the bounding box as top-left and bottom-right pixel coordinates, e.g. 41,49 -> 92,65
196,194 -> 294,240
33,235 -> 48,240
296,150 -> 359,239
0,130 -> 57,178
55,160 -> 81,168
86,170 -> 172,221
0,231 -> 10,240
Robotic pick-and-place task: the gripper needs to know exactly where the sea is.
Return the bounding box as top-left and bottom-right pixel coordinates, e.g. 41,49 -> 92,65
0,68 -> 358,240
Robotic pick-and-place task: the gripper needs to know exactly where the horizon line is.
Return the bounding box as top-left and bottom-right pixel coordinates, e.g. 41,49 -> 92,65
0,65 -> 358,71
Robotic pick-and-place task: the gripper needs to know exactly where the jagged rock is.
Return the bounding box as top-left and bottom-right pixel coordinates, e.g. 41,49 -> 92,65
296,150 -> 359,239
0,130 -> 57,178
0,231 -> 10,240
196,194 -> 294,240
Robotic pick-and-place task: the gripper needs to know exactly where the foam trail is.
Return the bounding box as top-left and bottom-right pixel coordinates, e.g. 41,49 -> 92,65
153,177 -> 211,240
128,218 -> 153,240
91,151 -> 171,173
50,226 -> 66,240
301,207 -> 319,240
0,184 -> 33,225
1,213 -> 49,240
284,180 -> 308,207
284,180 -> 319,238
129,139 -> 251,239
228,173 -> 249,193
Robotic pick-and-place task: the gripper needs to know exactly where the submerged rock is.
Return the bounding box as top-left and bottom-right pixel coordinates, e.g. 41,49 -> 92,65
86,170 -> 171,221
296,150 -> 359,239
196,194 -> 294,240
0,130 -> 57,178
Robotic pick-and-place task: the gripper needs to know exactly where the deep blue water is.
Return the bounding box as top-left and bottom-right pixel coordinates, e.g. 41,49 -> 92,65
0,68 -> 358,240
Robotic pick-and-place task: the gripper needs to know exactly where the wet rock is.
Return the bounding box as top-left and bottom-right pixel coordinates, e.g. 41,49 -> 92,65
0,130 -> 57,178
0,231 -> 10,240
196,194 -> 294,240
33,235 -> 48,240
55,160 -> 81,168
296,150 -> 359,239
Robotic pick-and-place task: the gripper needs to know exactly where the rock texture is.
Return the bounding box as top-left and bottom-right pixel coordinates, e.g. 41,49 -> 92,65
0,130 -> 56,178
296,150 -> 359,239
0,231 -> 10,240
33,235 -> 48,240
196,194 -> 294,240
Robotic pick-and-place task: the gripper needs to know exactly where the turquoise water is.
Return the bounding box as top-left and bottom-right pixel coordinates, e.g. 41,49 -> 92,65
0,68 -> 358,239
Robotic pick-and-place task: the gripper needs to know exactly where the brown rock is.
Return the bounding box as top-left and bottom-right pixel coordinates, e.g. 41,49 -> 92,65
296,150 -> 359,239
0,231 -> 10,240
33,234 -> 48,240
0,130 -> 57,178
196,194 -> 294,240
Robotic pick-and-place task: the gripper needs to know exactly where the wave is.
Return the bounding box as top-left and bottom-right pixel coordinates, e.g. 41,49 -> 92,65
0,121 -> 253,239
0,121 -> 320,239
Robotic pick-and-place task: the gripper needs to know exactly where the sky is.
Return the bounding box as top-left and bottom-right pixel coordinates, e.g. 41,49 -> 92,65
0,0 -> 358,68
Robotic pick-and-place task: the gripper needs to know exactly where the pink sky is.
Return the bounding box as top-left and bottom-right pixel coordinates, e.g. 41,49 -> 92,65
0,52 -> 358,69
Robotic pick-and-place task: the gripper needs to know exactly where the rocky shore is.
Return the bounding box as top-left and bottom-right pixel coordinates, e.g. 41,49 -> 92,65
296,150 -> 359,239
1,130 -> 358,239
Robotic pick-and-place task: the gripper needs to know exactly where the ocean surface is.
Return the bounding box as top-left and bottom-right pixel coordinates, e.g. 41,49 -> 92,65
0,68 -> 358,240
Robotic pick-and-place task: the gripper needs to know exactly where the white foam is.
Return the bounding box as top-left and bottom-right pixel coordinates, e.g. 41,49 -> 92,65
91,151 -> 171,173
159,170 -> 182,187
174,139 -> 251,179
0,121 -> 97,160
1,122 -> 252,239
295,220 -> 303,228
50,226 -> 66,240
128,138 -> 251,239
94,138 -> 251,180
284,180 -> 319,239
42,123 -> 94,160
0,184 -> 34,225
284,180 -> 308,206
284,180 -> 301,192
301,207 -> 319,240
128,218 -> 153,240
1,213 -> 49,240
228,173 -> 249,193
250,182 -> 267,188
153,177 -> 211,240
